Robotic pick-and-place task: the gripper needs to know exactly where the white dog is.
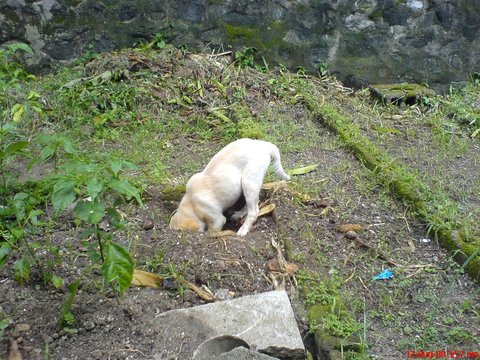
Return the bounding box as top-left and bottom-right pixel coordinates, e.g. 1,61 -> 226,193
169,138 -> 290,236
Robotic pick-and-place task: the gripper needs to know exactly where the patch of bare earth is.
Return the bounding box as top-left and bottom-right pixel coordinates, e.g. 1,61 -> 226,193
1,49 -> 478,359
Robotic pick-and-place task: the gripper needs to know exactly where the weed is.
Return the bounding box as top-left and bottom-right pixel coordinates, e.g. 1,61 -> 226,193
234,46 -> 257,69
316,62 -> 329,77
0,42 -> 35,90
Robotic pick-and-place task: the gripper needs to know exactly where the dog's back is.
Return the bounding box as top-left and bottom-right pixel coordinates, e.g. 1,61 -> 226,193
203,139 -> 290,181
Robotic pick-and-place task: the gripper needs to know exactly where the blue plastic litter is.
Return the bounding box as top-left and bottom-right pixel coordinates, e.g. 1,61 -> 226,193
372,269 -> 394,280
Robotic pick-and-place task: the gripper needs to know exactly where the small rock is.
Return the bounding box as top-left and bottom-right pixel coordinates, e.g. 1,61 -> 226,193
312,198 -> 331,208
84,320 -> 95,331
95,316 -> 106,326
15,323 -> 31,332
142,217 -> 155,230
16,336 -> 23,343
183,289 -> 197,303
403,326 -> 413,335
52,332 -> 60,339
195,272 -> 207,285
15,324 -> 30,332
91,349 -> 103,360
345,230 -> 358,239
42,335 -> 53,344
214,289 -> 235,301
163,277 -> 177,290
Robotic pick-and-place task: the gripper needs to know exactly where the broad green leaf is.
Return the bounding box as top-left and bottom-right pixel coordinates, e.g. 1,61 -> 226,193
14,259 -> 31,285
28,209 -> 44,226
27,91 -> 40,100
11,103 -> 25,122
86,178 -> 103,201
109,160 -> 123,177
32,105 -> 43,114
102,241 -> 133,294
9,42 -> 33,54
52,180 -> 76,214
288,164 -> 318,176
61,137 -> 76,155
10,228 -> 24,241
79,226 -> 96,239
0,245 -> 11,268
73,200 -> 105,224
13,192 -> 29,201
120,160 -> 138,171
0,319 -> 8,338
4,141 -> 29,155
109,179 -> 143,206
51,275 -> 65,289
12,193 -> 28,221
40,145 -> 55,161
107,207 -> 124,229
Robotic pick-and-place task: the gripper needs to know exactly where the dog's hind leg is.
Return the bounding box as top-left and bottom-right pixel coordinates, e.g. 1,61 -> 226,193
237,177 -> 262,236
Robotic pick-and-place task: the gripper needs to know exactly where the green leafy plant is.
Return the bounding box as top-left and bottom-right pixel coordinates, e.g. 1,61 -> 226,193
49,155 -> 141,294
0,42 -> 35,91
234,47 -> 257,69
316,62 -> 329,77
138,32 -> 166,50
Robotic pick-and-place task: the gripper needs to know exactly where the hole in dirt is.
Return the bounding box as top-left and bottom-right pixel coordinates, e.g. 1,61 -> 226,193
222,194 -> 246,231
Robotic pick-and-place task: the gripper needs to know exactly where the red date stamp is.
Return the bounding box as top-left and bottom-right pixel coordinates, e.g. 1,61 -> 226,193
406,350 -> 479,359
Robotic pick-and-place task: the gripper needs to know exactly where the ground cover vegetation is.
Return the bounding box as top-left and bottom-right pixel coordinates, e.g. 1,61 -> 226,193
0,38 -> 479,359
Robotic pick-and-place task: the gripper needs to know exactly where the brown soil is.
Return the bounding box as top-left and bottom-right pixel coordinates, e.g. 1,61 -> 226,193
1,48 -> 479,360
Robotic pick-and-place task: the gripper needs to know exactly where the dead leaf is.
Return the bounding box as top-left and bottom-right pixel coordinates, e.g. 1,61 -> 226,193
8,338 -> 22,360
284,263 -> 299,275
288,164 -> 318,176
258,203 -> 276,217
131,269 -> 163,289
151,86 -> 168,100
262,181 -> 287,191
407,239 -> 416,253
174,275 -> 215,302
337,224 -> 363,233
319,207 -> 335,216
210,230 -> 236,238
267,259 -> 281,272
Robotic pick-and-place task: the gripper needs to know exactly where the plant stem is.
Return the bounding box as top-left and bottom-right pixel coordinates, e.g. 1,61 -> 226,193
21,232 -> 46,278
96,224 -> 105,263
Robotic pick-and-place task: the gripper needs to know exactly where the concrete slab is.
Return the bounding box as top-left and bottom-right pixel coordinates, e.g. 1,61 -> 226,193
152,290 -> 305,359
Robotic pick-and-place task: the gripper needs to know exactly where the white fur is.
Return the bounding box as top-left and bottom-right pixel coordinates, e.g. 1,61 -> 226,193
169,138 -> 290,236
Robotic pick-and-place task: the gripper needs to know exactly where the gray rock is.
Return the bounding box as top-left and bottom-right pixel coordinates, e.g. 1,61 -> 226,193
2,1 -> 479,90
153,290 -> 304,359
214,346 -> 279,360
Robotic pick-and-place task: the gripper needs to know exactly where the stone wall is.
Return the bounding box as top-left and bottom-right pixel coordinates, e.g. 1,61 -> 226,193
1,0 -> 479,89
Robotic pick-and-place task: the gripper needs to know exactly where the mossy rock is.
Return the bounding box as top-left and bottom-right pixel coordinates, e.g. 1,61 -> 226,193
369,83 -> 435,105
160,184 -> 186,201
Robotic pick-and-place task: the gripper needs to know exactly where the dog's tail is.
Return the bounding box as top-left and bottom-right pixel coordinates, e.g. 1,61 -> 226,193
270,143 -> 290,181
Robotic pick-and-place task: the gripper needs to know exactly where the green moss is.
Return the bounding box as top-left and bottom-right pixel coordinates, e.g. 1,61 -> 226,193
237,118 -> 265,139
370,83 -> 436,104
160,184 -> 186,201
301,92 -> 480,283
3,7 -> 20,22
224,23 -> 259,40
